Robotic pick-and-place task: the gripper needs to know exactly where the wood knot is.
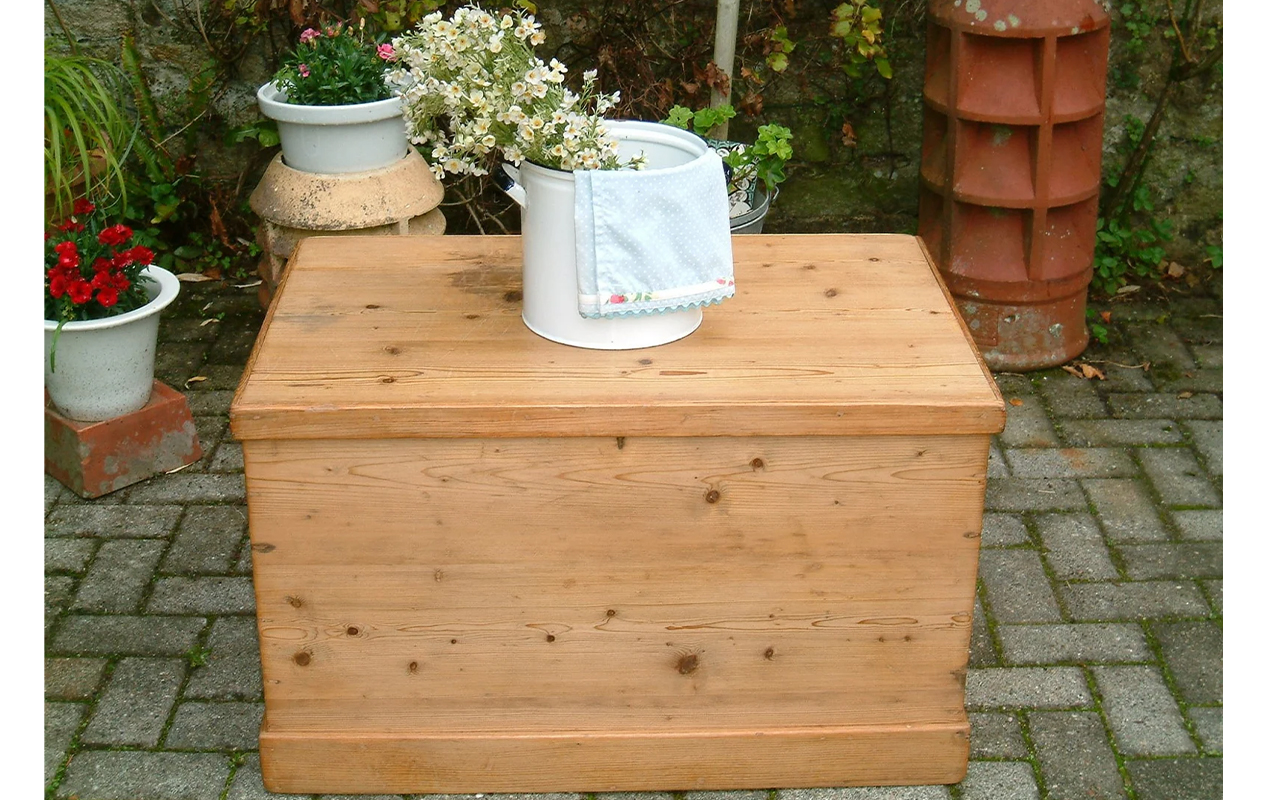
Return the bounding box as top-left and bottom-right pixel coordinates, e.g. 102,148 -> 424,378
450,639 -> 458,644
750,457 -> 765,470
824,288 -> 838,297
705,489 -> 721,504
465,313 -> 480,320
383,345 -> 401,355
408,661 -> 419,674
365,304 -> 380,309
638,358 -> 653,365
616,437 -> 626,450
346,626 -> 359,636
293,651 -> 311,666
869,257 -> 880,262
606,609 -> 617,617
503,290 -> 523,302
546,634 -> 556,642
379,376 -> 396,384
764,647 -> 775,660
286,596 -> 302,608
677,653 -> 700,675
252,543 -> 276,553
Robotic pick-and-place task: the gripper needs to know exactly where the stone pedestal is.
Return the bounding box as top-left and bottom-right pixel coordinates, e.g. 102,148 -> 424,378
249,147 -> 446,306
45,381 -> 203,498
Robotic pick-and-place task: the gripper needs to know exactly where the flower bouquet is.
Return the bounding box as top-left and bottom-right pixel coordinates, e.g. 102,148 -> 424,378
271,21 -> 397,107
46,199 -> 156,334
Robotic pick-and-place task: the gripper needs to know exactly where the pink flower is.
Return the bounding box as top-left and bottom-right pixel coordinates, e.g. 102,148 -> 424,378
377,43 -> 395,61
298,63 -> 310,78
609,294 -> 626,304
299,28 -> 319,44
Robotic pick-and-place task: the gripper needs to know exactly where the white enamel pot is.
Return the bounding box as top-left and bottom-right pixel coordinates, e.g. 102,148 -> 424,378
257,82 -> 409,174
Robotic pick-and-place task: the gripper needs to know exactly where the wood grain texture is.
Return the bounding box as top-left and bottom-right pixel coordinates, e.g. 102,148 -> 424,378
259,723 -> 970,793
230,234 -> 1005,439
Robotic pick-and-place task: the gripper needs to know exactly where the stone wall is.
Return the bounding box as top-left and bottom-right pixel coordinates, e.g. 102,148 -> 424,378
45,1 -> 1222,264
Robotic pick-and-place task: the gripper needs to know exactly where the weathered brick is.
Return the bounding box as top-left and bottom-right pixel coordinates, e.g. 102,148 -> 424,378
1034,371 -> 1108,418
965,667 -> 1091,709
72,539 -> 167,613
45,538 -> 98,573
45,504 -> 182,538
985,478 -> 1086,512
45,701 -> 86,785
50,615 -> 206,657
81,657 -> 185,747
1081,479 -> 1168,542
166,701 -> 264,750
1137,448 -> 1220,507
997,623 -> 1149,665
981,513 -> 1029,547
1034,513 -> 1119,581
1118,543 -> 1222,580
1124,757 -> 1222,800
1182,420 -> 1222,476
1060,420 -> 1183,447
1028,710 -> 1126,800
56,750 -> 230,800
1106,393 -> 1222,420
1151,621 -> 1223,705
1059,581 -> 1210,622
1004,447 -> 1135,479
979,549 -> 1062,623
1093,665 -> 1195,756
147,576 -> 256,615
161,506 -> 249,574
968,712 -> 1028,758
45,657 -> 108,700
999,398 -> 1060,448
1187,707 -> 1222,754
184,617 -> 264,701
957,761 -> 1038,800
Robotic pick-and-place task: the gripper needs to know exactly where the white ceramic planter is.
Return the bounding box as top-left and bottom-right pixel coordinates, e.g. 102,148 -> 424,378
497,120 -> 709,350
44,265 -> 181,422
257,82 -> 409,174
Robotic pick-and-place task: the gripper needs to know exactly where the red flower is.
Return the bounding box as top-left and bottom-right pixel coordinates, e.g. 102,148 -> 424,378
73,199 -> 96,215
96,287 -> 119,308
127,246 -> 155,266
48,272 -> 69,298
609,294 -> 626,304
97,224 -> 133,247
68,279 -> 93,305
57,218 -> 85,233
55,241 -> 80,270
94,256 -> 113,272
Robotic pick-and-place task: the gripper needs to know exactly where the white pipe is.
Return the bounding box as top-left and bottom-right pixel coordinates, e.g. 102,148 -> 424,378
710,0 -> 740,139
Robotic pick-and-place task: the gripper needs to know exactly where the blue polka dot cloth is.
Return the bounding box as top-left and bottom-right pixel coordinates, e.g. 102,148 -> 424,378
574,149 -> 735,319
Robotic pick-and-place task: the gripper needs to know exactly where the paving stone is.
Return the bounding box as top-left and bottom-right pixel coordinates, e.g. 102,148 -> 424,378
208,323 -> 263,363
56,750 -> 230,800
1136,448 -> 1220,507
997,623 -> 1149,665
1189,344 -> 1221,369
210,440 -> 246,472
1093,358 -> 1155,392
162,506 -> 249,574
985,478 -> 1086,512
1034,513 -> 1119,580
1187,707 -> 1222,753
1003,448 -> 1135,479
595,794 -> 675,800
1093,665 -> 1195,756
1182,420 -> 1222,476
45,504 -> 183,538
1127,324 -> 1197,370
166,701 -> 264,750
1201,579 -> 1221,615
1118,543 -> 1222,580
956,761 -> 1038,800
1169,509 -> 1222,541
968,712 -> 1028,758
72,538 -> 167,613
965,667 -> 1092,709
981,513 -> 1029,547
979,548 -> 1062,623
46,473 -> 67,513
1060,419 -> 1184,447
155,342 -> 211,388
994,374 -> 1036,397
164,317 -> 226,344
780,789 -> 949,799
124,472 -> 246,504
185,617 -> 264,701
45,701 -> 86,786
51,615 -> 206,656
1060,581 -> 1210,621
1034,371 -> 1108,418
147,576 -> 257,614
225,753 -> 306,800
1028,710 -> 1126,800
189,415 -> 232,465
1152,369 -> 1223,395
186,390 -> 236,416
682,792 -> 769,800
193,364 -> 247,392
999,398 -> 1060,448
234,537 -> 255,574
1106,393 -> 1222,420
46,575 -> 76,635
81,657 -> 186,747
988,440 -> 1009,478
45,538 -> 98,573
970,594 -> 997,667
1081,479 -> 1169,542
1151,620 -> 1223,705
1124,757 -> 1222,800
45,657 -> 108,700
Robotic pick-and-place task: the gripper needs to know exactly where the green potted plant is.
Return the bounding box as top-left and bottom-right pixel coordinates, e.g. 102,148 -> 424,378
257,21 -> 407,173
664,103 -> 793,233
44,199 -> 181,422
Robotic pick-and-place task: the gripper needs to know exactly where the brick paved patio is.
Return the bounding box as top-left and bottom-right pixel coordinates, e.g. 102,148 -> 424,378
44,273 -> 1222,800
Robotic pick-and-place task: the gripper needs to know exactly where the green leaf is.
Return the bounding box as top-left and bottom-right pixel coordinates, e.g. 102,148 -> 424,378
875,58 -> 893,79
767,52 -> 789,72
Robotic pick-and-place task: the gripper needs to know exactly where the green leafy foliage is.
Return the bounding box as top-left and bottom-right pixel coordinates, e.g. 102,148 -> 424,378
664,104 -> 794,197
664,104 -> 736,137
829,1 -> 891,79
1093,195 -> 1173,297
766,26 -> 795,73
273,23 -> 394,106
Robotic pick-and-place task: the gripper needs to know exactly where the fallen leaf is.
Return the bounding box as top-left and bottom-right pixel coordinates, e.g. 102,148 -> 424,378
234,280 -> 263,289
1063,362 -> 1106,380
165,462 -> 195,475
184,376 -> 208,389
177,273 -> 217,282
1008,398 -> 1024,406
1099,311 -> 1112,323
1177,391 -> 1194,399
1166,261 -> 1186,278
1115,285 -> 1141,295
200,318 -> 220,327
